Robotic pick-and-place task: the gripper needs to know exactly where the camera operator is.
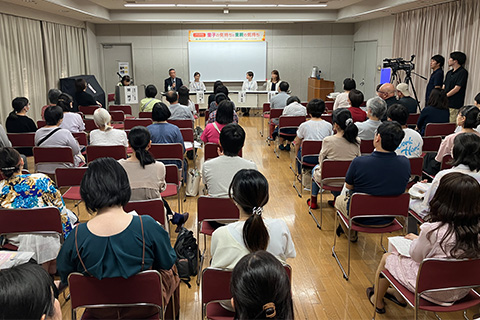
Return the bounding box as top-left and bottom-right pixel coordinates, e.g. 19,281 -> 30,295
425,55 -> 444,104
443,51 -> 468,122
396,83 -> 418,114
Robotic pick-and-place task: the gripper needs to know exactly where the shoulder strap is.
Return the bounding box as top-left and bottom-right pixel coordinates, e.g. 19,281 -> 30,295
145,98 -> 156,108
212,122 -> 221,133
37,127 -> 61,146
139,215 -> 145,271
75,226 -> 92,276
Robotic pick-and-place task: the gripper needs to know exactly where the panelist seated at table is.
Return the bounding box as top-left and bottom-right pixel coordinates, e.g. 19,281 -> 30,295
164,68 -> 183,92
189,71 -> 206,92
241,71 -> 258,117
265,69 -> 282,92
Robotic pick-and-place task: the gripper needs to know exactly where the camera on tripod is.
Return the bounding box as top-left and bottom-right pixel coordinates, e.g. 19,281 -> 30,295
383,56 -> 415,73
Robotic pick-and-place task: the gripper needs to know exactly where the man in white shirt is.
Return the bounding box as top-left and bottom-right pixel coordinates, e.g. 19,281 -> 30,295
203,123 -> 257,197
165,91 -> 194,122
355,96 -> 386,140
386,104 -> 423,158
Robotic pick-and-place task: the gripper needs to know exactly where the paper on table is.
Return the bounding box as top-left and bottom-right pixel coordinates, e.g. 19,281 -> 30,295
388,236 -> 413,257
0,251 -> 35,270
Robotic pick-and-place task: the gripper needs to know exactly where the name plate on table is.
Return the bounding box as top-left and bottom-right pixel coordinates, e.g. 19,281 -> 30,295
268,91 -> 276,102
238,91 -> 246,104
196,91 -> 205,104
124,86 -> 138,104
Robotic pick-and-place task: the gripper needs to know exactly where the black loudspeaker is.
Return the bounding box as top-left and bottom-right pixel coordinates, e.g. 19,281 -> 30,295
60,75 -> 105,112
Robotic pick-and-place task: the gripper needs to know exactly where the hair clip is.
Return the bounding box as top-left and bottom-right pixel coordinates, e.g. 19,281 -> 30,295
252,207 -> 263,216
345,118 -> 353,126
1,167 -> 16,171
263,302 -> 276,318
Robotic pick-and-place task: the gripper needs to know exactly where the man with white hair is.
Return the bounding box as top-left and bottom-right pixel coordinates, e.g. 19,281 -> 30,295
396,83 -> 418,114
355,97 -> 387,140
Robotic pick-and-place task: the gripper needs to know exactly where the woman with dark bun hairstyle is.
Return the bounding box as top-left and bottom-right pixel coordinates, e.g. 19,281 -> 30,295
231,251 -> 294,320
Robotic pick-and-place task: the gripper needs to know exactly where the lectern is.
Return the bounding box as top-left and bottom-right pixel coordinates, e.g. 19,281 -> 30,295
307,78 -> 335,101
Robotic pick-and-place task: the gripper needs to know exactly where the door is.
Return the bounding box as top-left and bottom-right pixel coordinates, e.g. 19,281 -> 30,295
353,41 -> 378,100
101,44 -> 133,95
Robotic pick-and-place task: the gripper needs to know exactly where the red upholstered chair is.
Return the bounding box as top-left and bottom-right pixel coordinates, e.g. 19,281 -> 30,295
260,102 -> 271,137
110,110 -> 125,129
332,193 -> 409,280
37,120 -> 46,128
124,199 -> 166,229
7,133 -> 36,149
274,115 -> 306,157
84,119 -> 97,132
124,118 -> 153,130
421,136 -> 442,153
267,108 -> 283,146
68,270 -> 166,320
0,207 -> 64,251
160,164 -> 182,214
407,157 -> 424,189
196,196 -> 239,285
55,167 -> 88,216
180,128 -> 196,168
440,154 -> 453,170
309,159 -> 352,229
375,258 -> 480,320
107,93 -> 115,103
79,105 -> 100,116
72,132 -> 88,146
204,143 -> 242,162
86,145 -> 127,163
320,113 -> 333,123
325,101 -> 334,112
293,140 -> 322,197
139,111 -> 153,118
424,123 -> 456,137
33,146 -> 75,175
204,110 -> 209,125
407,113 -> 420,127
360,139 -> 375,154
110,105 -> 133,117
168,119 -> 194,130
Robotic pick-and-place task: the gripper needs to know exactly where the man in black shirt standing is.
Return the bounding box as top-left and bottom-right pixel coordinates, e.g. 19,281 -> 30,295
443,51 -> 468,123
425,54 -> 444,104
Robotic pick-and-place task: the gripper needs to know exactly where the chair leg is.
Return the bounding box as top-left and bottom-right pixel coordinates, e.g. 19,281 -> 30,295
196,227 -> 206,286
273,137 -> 279,158
380,234 -> 387,253
260,116 -> 264,137
331,212 -> 350,281
308,185 -> 322,229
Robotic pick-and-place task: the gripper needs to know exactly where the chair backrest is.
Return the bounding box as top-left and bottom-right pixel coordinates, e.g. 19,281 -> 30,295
86,145 -> 127,163
7,133 -> 36,148
164,164 -> 180,187
79,105 -> 100,115
204,110 -> 210,124
320,114 -> 333,123
204,143 -> 242,162
263,102 -> 271,113
360,139 -> 374,154
0,207 -> 63,237
124,118 -> 153,130
149,143 -> 184,162
180,128 -> 194,144
320,159 -> 352,186
124,199 -> 165,226
278,116 -> 306,131
72,132 -> 88,146
139,111 -> 152,119
110,105 -> 132,116
408,157 -> 424,180
197,196 -> 239,223
110,110 -> 125,122
269,108 -> 283,121
195,104 -> 199,114
68,270 -> 164,318
407,113 -> 420,126
440,154 -> 453,170
33,146 -> 74,169
168,119 -> 194,130
301,140 -> 322,160
37,120 -> 46,128
107,93 -> 115,102
424,123 -> 456,137
348,193 -> 410,220
84,119 -> 97,132
416,258 -> 480,298
422,136 -> 442,152
325,101 -> 334,111
55,167 -> 88,188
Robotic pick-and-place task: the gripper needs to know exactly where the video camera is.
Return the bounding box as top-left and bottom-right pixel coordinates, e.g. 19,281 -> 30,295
383,55 -> 416,73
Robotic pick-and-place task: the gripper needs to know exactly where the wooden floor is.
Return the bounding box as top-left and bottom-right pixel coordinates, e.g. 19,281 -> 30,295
54,115 -> 476,320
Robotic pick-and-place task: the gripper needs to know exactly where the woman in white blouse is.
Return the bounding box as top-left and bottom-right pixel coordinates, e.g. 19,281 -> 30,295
89,108 -> 128,147
57,93 -> 85,133
241,71 -> 258,116
266,70 -> 282,92
333,78 -> 356,110
189,71 -> 206,92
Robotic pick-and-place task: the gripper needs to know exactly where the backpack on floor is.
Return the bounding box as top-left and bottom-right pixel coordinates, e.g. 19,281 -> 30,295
173,227 -> 198,287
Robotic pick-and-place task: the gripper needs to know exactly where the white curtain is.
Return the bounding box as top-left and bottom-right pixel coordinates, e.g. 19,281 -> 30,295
393,0 -> 480,107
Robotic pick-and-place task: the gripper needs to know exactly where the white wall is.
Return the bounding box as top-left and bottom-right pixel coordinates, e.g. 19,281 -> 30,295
93,23 -> 355,101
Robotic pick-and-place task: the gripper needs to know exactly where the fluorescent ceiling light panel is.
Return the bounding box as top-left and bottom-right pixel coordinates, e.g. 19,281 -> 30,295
124,3 -> 176,7
176,4 -> 226,7
228,4 -> 277,7
277,4 -> 327,7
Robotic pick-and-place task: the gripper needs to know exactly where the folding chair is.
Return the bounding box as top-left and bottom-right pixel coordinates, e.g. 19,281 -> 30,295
293,140 -> 322,197
55,167 -> 88,217
201,268 -> 235,320
139,111 -> 152,118
440,154 -> 453,170
325,101 -> 334,111
360,139 -> 375,154
125,118 -> 153,130
267,108 -> 283,146
407,157 -> 423,189
37,120 -> 46,128
422,136 -> 442,153
110,105 -> 133,117
168,119 -> 194,130
68,270 -> 165,320
79,105 -> 100,116
84,119 -> 97,132
204,143 -> 242,162
196,196 -> 239,285
33,146 -> 75,175
110,110 -> 125,129
309,159 -> 352,229
180,128 -> 196,169
0,207 -> 64,251
407,113 -> 420,128
320,113 -> 333,124
86,145 -> 127,163
332,193 -> 409,280
204,110 -> 209,125
160,163 -> 183,215
107,93 -> 115,103
7,133 -> 36,149
274,115 -> 306,158
72,132 -> 88,146
424,123 -> 456,137
124,199 -> 166,230
376,258 -> 480,320
260,102 -> 270,137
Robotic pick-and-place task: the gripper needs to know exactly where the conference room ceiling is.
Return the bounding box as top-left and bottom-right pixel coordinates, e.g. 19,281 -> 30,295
0,0 -> 456,24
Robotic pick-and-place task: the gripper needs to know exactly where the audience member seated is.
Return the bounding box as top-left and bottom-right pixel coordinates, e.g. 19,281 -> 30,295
231,251 -> 294,320
348,89 -> 367,123
208,81 -> 224,107
5,97 -> 37,156
119,126 -> 188,232
416,88 -> 449,135
89,108 -> 128,147
0,263 -> 62,320
0,147 -> 73,274
309,108 -> 360,209
34,106 -> 84,174
202,124 -> 257,197
139,84 -> 161,112
74,78 -> 101,111
165,90 -> 194,122
335,121 -> 410,239
355,96 -> 386,140
387,104 -> 423,158
42,88 -> 62,120
367,172 -> 480,314
211,169 -> 296,269
269,82 -> 291,140
57,158 -> 178,319
396,83 -> 418,113
454,91 -> 480,133
411,133 -> 480,219
202,101 -> 235,144
274,95 -> 306,151
377,83 -> 398,110
294,98 -> 333,173
333,78 -> 356,110
178,85 -> 197,116
0,124 -> 11,148
147,103 -> 187,179
209,85 -> 231,113
423,105 -> 480,177
207,95 -> 239,124
57,93 -> 85,133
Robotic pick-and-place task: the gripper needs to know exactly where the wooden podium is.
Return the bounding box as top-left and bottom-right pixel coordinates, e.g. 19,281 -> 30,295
307,78 -> 335,101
